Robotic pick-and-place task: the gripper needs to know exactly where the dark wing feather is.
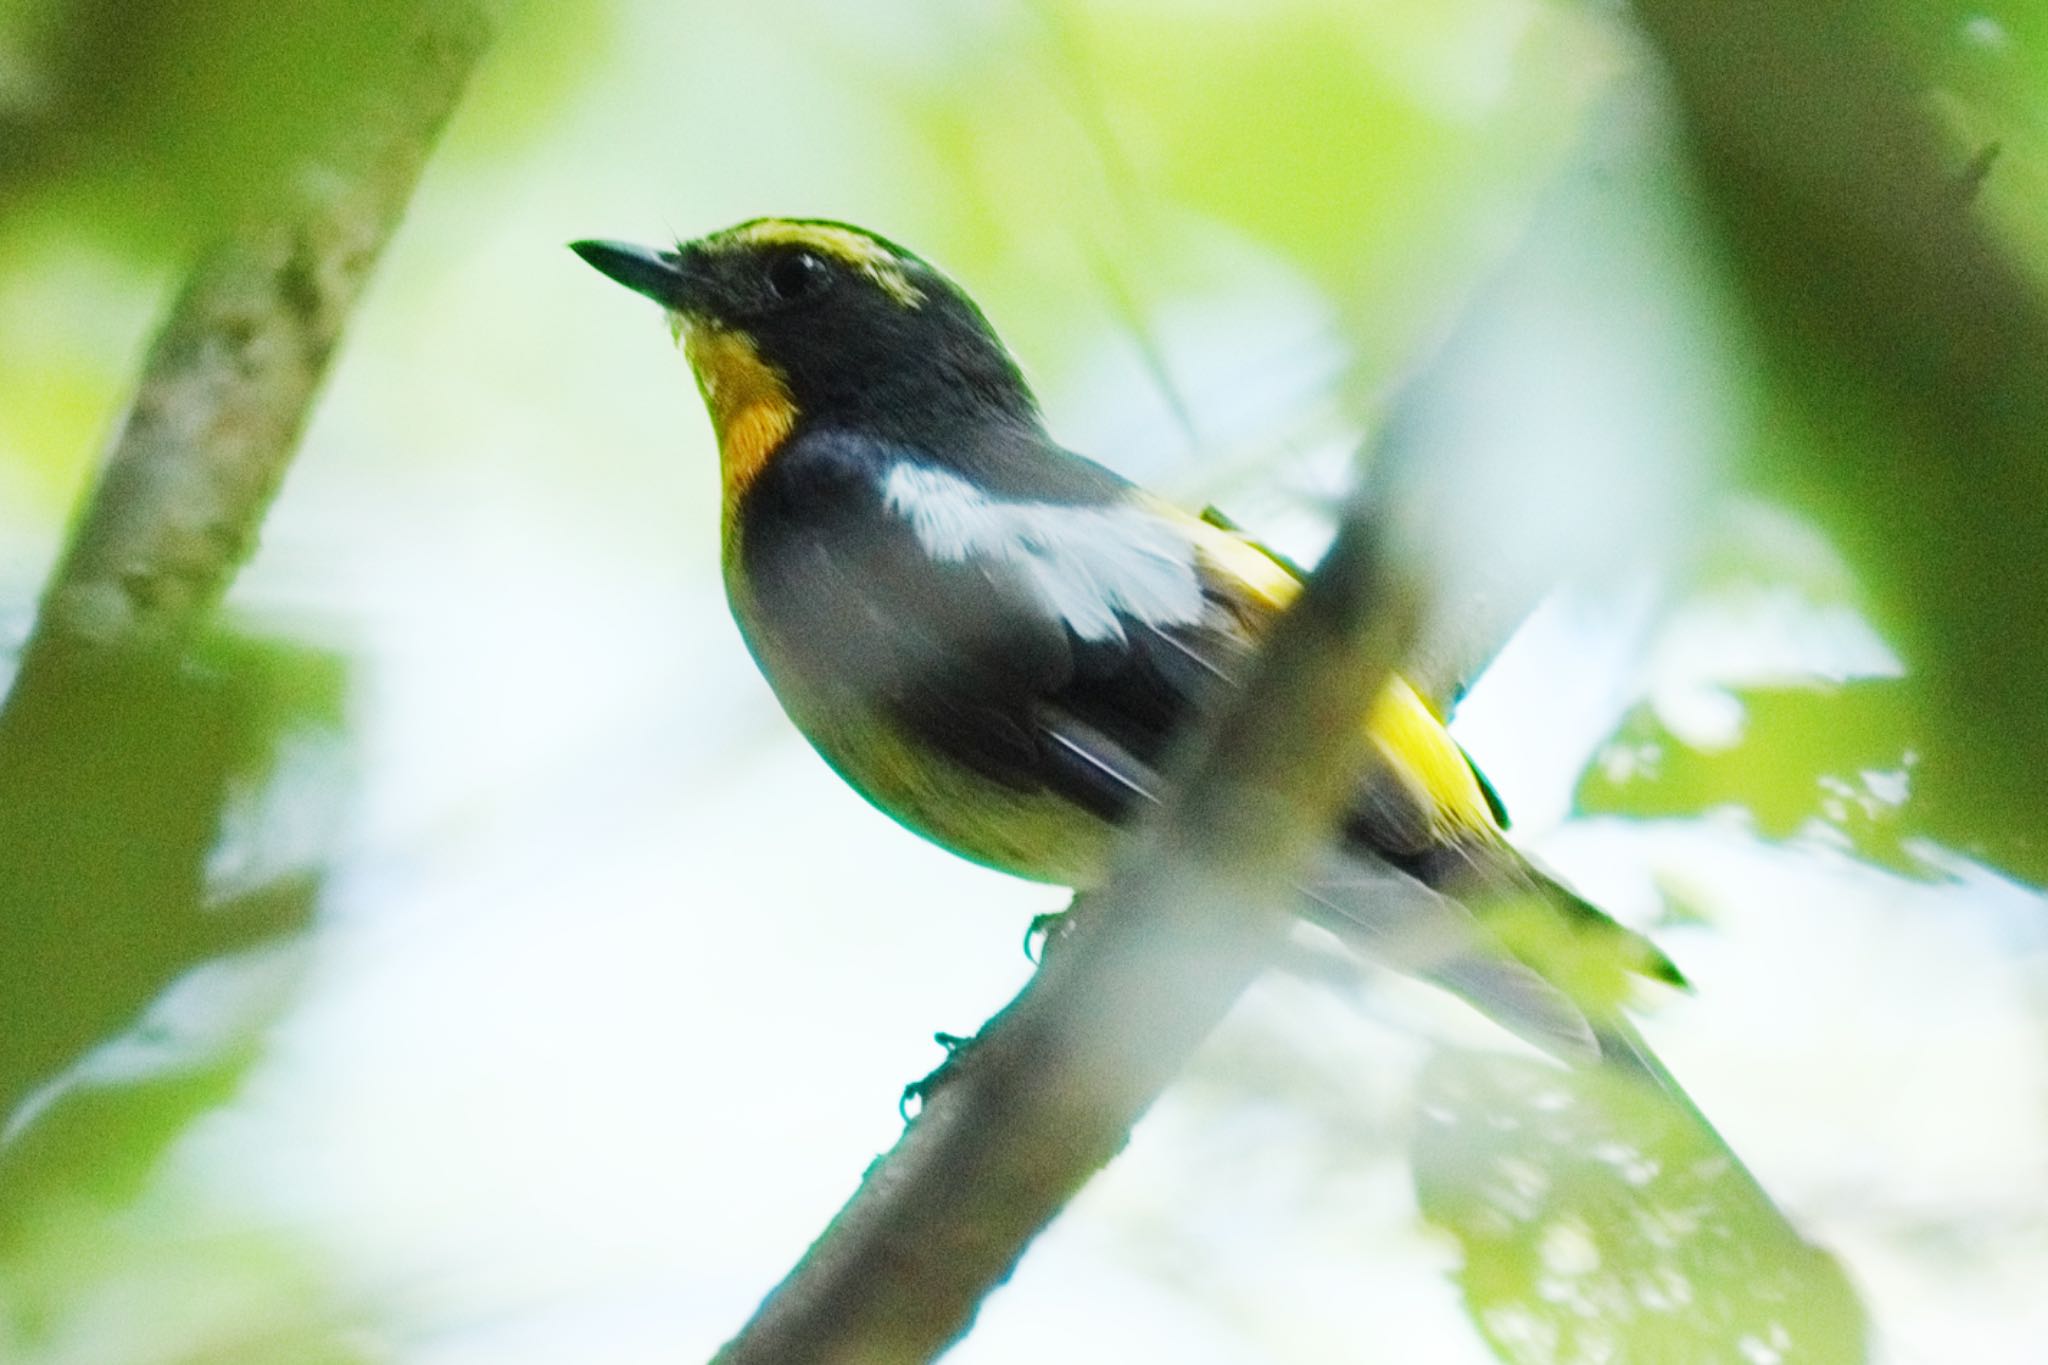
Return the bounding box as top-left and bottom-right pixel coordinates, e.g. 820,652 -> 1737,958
736,429 -> 1237,822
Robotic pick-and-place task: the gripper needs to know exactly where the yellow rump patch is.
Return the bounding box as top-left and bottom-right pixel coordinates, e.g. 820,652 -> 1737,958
1166,499 -> 1499,840
1176,510 -> 1303,611
719,220 -> 925,308
683,325 -> 798,502
1363,676 -> 1497,840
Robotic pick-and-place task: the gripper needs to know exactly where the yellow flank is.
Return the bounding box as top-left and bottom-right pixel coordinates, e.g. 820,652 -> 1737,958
720,220 -> 926,309
1171,500 -> 1499,841
683,324 -> 799,503
825,717 -> 1115,887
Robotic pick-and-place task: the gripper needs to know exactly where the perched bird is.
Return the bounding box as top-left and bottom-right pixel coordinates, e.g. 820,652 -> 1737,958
572,218 -> 1687,1076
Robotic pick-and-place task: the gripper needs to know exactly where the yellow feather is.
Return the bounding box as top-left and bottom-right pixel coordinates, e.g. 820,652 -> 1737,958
1167,502 -> 1499,841
682,325 -> 799,507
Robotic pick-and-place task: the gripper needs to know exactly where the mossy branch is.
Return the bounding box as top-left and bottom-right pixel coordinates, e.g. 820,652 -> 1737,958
5,1 -> 498,712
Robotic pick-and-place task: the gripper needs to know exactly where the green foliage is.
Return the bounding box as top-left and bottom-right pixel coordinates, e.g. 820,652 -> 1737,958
1728,360 -> 2048,889
0,629 -> 347,1240
880,0 -> 1612,408
2,1201 -> 375,1364
0,0 -> 577,247
1629,0 -> 2048,911
2,0 -> 419,246
1573,679 -> 2015,883
1416,1052 -> 1866,1365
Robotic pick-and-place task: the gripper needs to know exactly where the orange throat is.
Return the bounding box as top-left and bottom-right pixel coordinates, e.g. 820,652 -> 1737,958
683,323 -> 799,505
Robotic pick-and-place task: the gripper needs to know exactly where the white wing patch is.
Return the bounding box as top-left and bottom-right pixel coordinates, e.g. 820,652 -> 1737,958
882,463 -> 1206,643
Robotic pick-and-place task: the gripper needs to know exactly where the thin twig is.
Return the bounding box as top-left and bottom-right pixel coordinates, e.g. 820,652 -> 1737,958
712,476 -> 1418,1364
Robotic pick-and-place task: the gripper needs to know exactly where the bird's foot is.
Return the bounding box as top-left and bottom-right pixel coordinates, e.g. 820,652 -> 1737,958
1024,909 -> 1075,963
899,1030 -> 977,1120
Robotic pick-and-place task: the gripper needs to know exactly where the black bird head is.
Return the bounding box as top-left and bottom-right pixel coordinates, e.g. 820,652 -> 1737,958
573,219 -> 1042,486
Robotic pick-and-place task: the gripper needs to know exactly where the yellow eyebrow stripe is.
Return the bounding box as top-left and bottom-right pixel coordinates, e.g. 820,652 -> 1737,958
720,220 -> 926,308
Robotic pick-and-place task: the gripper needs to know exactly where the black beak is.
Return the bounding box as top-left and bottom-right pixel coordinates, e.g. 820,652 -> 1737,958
570,238 -> 692,308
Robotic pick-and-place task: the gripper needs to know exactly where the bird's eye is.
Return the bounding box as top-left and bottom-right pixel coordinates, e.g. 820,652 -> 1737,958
765,250 -> 829,303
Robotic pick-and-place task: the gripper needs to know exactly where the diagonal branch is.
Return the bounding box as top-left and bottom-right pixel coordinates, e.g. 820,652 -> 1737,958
712,477 -> 1419,1364
3,1 -> 499,724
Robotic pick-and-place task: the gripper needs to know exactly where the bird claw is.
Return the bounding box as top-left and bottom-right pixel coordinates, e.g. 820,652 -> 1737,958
901,907 -> 1080,1120
899,1031 -> 976,1120
1023,910 -> 1073,963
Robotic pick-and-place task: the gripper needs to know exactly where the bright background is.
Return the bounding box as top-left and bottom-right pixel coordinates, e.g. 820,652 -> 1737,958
2,0 -> 2044,1361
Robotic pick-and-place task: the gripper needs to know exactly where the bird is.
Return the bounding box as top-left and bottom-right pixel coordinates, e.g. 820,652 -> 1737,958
571,217 -> 1689,1080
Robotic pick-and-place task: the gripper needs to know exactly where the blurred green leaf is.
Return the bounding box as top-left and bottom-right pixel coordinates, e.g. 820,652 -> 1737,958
0,0 -> 597,248
1415,1051 -> 1866,1365
1573,679 -> 2037,884
1,0 -> 417,247
2,1199 -> 377,1364
0,628 -> 347,1238
884,0 -> 1614,396
1622,0 -> 2048,913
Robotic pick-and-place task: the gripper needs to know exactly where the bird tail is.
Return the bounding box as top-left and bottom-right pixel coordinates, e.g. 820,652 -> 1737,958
1297,841 -> 1680,1070
1299,843 -> 1782,1213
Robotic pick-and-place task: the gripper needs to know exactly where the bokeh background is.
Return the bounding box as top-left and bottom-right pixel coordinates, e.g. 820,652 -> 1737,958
2,0 -> 2044,1360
